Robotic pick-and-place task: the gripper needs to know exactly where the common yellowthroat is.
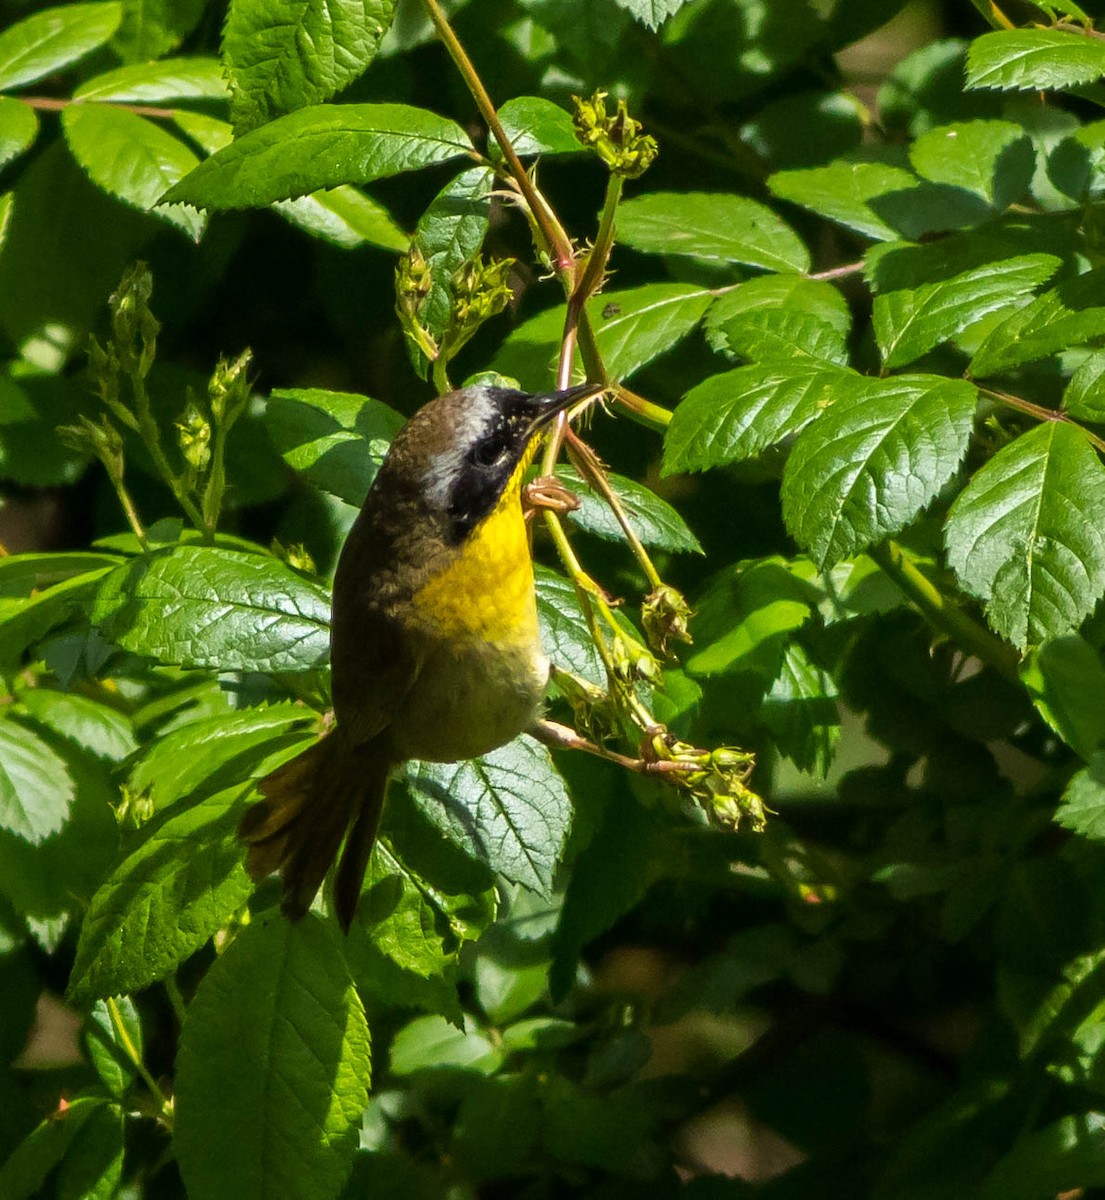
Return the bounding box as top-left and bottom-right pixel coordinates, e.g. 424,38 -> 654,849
238,381 -> 603,930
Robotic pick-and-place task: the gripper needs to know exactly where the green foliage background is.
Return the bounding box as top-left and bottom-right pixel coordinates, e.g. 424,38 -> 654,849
3,0 -> 1105,1196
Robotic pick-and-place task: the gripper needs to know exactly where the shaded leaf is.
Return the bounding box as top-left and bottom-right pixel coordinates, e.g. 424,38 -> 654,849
610,0 -> 690,29
92,546 -> 331,673
0,1096 -> 104,1200
1021,635 -> 1105,761
112,0 -> 205,61
405,735 -> 572,897
535,565 -> 605,683
274,187 -> 408,251
61,104 -> 205,241
84,996 -> 142,1098
0,718 -> 74,844
760,641 -> 840,776
1057,753 -> 1105,839
0,2 -> 121,92
768,160 -> 919,241
946,422 -> 1105,648
782,375 -> 978,568
175,915 -> 371,1200
163,103 -> 474,210
909,120 -> 1035,209
16,690 -> 136,762
966,28 -> 1105,92
390,1013 -> 502,1075
224,0 -> 398,134
557,465 -> 702,553
617,191 -> 810,273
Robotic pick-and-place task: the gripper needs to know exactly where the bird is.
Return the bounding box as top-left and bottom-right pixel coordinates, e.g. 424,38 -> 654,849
238,380 -> 603,931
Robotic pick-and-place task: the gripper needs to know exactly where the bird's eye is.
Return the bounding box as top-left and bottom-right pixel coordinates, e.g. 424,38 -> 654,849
471,433 -> 510,467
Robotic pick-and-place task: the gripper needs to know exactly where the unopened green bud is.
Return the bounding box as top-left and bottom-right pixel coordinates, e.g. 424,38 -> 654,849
209,349 -> 253,426
550,666 -> 618,744
60,415 -> 126,480
642,584 -> 693,658
612,628 -> 662,684
176,401 -> 211,473
110,262 -> 159,379
395,246 -> 439,363
572,90 -> 658,179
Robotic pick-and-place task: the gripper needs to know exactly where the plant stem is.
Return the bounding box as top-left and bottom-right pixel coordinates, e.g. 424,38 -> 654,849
21,96 -> 177,120
165,976 -> 188,1025
977,384 -> 1105,455
113,474 -> 149,550
106,996 -> 174,1129
868,541 -> 1020,685
809,260 -> 865,282
130,374 -> 208,535
612,384 -> 673,431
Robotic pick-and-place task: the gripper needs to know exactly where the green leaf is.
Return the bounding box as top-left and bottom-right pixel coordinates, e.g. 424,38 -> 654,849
92,546 -> 331,673
0,568 -> 113,665
873,254 -> 1059,369
616,191 -> 810,273
128,704 -> 315,812
223,0 -> 398,133
266,387 -> 404,506
411,167 -> 494,350
66,781 -> 258,1004
1021,635 -> 1105,760
782,375 -> 978,568
0,551 -> 122,596
61,104 -> 205,241
74,57 -> 230,103
405,735 -> 572,897
16,690 -> 136,762
175,915 -> 371,1200
610,0 -> 690,29
112,0 -> 206,62
705,275 -> 852,358
0,718 -> 74,844
741,89 -> 864,170
946,423 -> 1105,648
1064,352 -> 1105,422
84,997 -> 142,1098
0,2 -> 122,92
497,97 -> 581,156
909,120 -> 1035,209
56,1099 -> 124,1200
0,1095 -> 104,1200
663,360 -> 851,474
760,641 -> 840,777
274,186 -> 408,251
534,565 -> 605,683
556,465 -> 702,553
0,98 -> 38,173
978,1113 -> 1105,1200
454,1075 -> 541,1179
163,103 -> 474,210
971,267 -> 1105,377
390,1013 -> 502,1075
1057,753 -> 1105,839
716,309 -> 850,366
768,160 -> 919,241
687,557 -> 813,678
966,28 -> 1105,92
1047,120 -> 1105,202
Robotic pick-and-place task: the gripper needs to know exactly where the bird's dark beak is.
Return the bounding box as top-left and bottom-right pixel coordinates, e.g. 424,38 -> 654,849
525,382 -> 606,433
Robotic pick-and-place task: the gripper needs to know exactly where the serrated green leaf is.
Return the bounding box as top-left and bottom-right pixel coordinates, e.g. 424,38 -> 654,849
966,28 -> 1105,92
971,268 -> 1105,377
84,997 -> 141,1098
760,641 -> 840,777
0,1095 -> 104,1200
946,422 -> 1105,648
534,565 -> 605,683
92,546 -> 331,673
16,690 -> 136,762
128,705 -> 315,812
175,915 -> 371,1200
0,2 -> 122,92
873,253 -> 1059,369
617,191 -> 809,273
0,717 -> 74,844
497,96 -> 581,156
782,375 -> 978,568
556,465 -> 702,553
405,735 -> 572,896
717,309 -> 850,366
56,1098 -> 124,1200
266,387 -> 404,506
704,275 -> 852,359
1057,753 -> 1105,839
663,360 -> 850,474
163,103 -> 473,210
0,551 -> 121,596
768,160 -> 918,241
112,0 -> 205,61
1021,634 -> 1105,760
493,283 -> 714,390
224,0 -> 397,133
0,568 -> 113,665
876,38 -> 997,138
74,57 -> 229,103
0,98 -> 38,172
909,120 -> 1035,209
390,1013 -> 502,1075
61,104 -> 205,241
1047,120 -> 1105,202
687,557 -> 813,678
274,186 -> 408,251
67,782 -> 258,1003
611,0 -> 689,29
1064,352 -> 1105,422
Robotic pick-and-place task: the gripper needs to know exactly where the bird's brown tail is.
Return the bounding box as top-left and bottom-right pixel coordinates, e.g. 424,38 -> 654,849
237,733 -> 389,931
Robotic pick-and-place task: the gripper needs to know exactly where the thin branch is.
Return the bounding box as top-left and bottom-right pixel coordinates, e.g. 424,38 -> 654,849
977,384 -> 1105,455
809,260 -> 865,282
20,96 -> 178,120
